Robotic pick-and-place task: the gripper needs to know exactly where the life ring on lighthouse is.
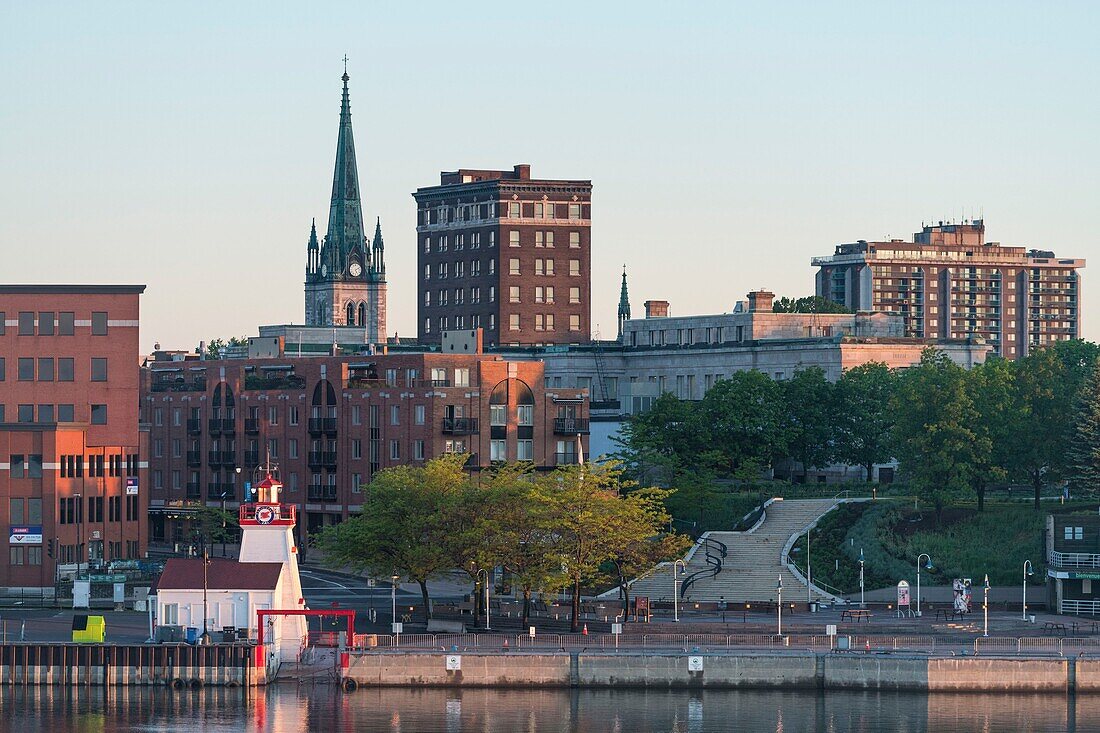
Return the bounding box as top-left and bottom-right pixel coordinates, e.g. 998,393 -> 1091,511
255,506 -> 276,525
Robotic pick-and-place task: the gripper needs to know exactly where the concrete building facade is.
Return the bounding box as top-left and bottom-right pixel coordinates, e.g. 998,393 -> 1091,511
412,164 -> 592,347
141,347 -> 588,548
812,220 -> 1084,359
0,285 -> 148,590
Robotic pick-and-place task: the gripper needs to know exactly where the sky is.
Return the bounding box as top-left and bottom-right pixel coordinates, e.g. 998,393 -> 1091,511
2,2 -> 1098,353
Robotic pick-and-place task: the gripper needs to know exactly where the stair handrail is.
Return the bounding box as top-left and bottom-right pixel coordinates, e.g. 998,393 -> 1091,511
679,535 -> 727,598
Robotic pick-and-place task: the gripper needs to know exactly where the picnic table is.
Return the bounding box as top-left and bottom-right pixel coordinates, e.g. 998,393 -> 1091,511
840,609 -> 873,623
934,608 -> 966,622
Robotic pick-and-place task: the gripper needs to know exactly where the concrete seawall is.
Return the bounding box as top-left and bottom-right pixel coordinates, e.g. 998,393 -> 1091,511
345,652 -> 1083,693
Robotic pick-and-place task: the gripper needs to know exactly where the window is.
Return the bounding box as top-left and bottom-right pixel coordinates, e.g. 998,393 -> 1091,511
0,312 -> 4,335
569,203 -> 581,219
454,288 -> 464,305
489,259 -> 496,275
490,440 -> 507,461
351,405 -> 361,425
58,312 -> 74,335
37,358 -> 54,381
546,314 -> 555,331
424,237 -> 430,253
438,262 -> 448,278
509,230 -> 520,247
289,406 -> 299,426
91,358 -> 107,382
489,286 -> 496,303
351,473 -> 362,493
424,291 -> 431,307
58,358 -> 74,381
454,368 -> 470,387
18,405 -> 33,423
154,408 -> 163,426
389,440 -> 400,460
9,499 -> 24,524
351,439 -> 362,460
490,404 -> 507,426
424,264 -> 431,280
509,286 -> 521,303
439,289 -> 448,306
508,202 -> 520,218
39,312 -> 54,335
509,258 -> 521,275
413,440 -> 425,460
0,357 -> 4,381
535,314 -> 544,331
570,287 -> 581,304
10,455 -> 24,479
27,454 -> 42,478
456,261 -> 465,278
471,287 -> 481,304
391,405 -> 400,425
19,312 -> 34,335
91,404 -> 107,425
289,439 -> 299,459
570,232 -> 581,248
489,231 -> 495,247
10,547 -> 24,566
269,406 -> 279,425
414,405 -> 425,425
509,314 -> 520,331
569,259 -> 581,276
570,315 -> 581,331
1065,526 -> 1085,540
518,404 -> 534,426
18,358 -> 33,381
535,259 -> 544,275
91,312 -> 108,335
517,440 -> 533,461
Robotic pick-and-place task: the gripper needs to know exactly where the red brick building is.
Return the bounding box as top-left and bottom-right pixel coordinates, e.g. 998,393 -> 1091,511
141,347 -> 588,547
413,164 -> 592,346
813,220 -> 1084,359
0,285 -> 147,590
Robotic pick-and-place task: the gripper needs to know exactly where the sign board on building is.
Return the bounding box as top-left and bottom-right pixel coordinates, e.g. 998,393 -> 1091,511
688,656 -> 704,672
126,477 -> 139,495
826,624 -> 838,636
611,623 -> 623,635
91,530 -> 101,540
392,622 -> 403,634
446,655 -> 461,671
9,526 -> 43,545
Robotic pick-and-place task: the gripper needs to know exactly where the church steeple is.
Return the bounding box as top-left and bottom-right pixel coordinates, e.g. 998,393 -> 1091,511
617,265 -> 631,340
305,218 -> 319,276
319,65 -> 365,278
372,216 -> 385,274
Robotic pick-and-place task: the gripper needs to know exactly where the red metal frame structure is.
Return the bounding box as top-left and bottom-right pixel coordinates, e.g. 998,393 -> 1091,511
256,608 -> 355,646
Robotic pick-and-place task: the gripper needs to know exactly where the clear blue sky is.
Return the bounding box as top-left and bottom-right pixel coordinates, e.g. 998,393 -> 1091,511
3,2 -> 1098,352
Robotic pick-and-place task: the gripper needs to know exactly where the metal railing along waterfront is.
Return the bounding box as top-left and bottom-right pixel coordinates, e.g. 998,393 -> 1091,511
1049,550 -> 1100,569
1061,599 -> 1100,615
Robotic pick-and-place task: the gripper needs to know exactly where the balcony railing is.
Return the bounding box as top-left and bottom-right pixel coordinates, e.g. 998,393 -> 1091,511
554,418 -> 590,435
442,417 -> 480,435
1049,550 -> 1100,569
307,485 -> 338,502
239,503 -> 296,525
244,450 -> 260,467
308,451 -> 338,468
186,451 -> 202,467
308,417 -> 338,435
150,377 -> 208,393
185,482 -> 201,499
208,418 -> 235,434
555,452 -> 580,466
244,418 -> 259,434
244,374 -> 306,391
186,419 -> 202,434
207,450 -> 236,466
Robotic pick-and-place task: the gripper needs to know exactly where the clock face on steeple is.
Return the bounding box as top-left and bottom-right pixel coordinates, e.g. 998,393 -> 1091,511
349,262 -> 363,277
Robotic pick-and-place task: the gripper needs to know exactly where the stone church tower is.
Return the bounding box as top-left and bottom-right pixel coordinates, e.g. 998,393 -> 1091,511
304,68 -> 387,343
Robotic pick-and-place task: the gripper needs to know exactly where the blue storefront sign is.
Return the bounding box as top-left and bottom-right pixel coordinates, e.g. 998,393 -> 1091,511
10,525 -> 43,545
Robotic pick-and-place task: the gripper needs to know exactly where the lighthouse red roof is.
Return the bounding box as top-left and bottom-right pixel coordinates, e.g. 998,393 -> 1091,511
155,558 -> 282,591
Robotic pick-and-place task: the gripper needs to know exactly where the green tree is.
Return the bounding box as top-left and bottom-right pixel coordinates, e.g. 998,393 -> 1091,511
772,295 -> 852,314
205,336 -> 249,358
537,462 -> 674,632
700,370 -> 786,475
966,358 -> 1017,511
1066,362 -> 1100,499
191,505 -> 238,552
833,362 -> 897,481
316,455 -> 470,619
779,367 -> 835,482
613,392 -> 711,483
892,349 -> 980,520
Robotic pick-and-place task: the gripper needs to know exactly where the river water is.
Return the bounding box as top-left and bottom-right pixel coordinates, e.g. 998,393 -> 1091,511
0,685 -> 1093,732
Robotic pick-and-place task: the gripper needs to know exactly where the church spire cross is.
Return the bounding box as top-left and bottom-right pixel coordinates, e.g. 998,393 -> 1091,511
617,265 -> 632,340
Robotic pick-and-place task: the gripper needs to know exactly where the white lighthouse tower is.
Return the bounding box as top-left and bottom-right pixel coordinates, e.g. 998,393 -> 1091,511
239,472 -> 307,664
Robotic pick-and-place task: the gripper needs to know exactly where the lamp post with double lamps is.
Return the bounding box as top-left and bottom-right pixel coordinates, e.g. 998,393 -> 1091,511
859,548 -> 865,608
916,554 -> 933,616
477,568 -> 490,631
777,575 -> 783,636
983,575 -> 991,637
1022,561 -> 1034,621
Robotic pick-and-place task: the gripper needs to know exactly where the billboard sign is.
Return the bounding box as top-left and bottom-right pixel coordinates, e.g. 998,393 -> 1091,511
10,525 -> 43,545
126,477 -> 139,495
897,580 -> 911,607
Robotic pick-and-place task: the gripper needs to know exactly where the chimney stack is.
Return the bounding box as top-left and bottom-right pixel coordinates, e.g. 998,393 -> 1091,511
747,290 -> 774,313
644,300 -> 670,318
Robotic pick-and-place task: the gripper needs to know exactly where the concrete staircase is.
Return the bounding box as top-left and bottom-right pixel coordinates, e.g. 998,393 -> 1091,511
626,499 -> 843,604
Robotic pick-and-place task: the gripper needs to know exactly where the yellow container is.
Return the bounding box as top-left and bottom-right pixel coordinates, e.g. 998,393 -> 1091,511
72,614 -> 106,643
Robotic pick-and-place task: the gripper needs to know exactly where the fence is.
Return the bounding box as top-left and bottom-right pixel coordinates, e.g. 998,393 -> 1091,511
973,636 -> 1100,656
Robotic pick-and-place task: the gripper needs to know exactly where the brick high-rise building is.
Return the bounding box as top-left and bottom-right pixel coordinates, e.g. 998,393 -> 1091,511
0,285 -> 148,590
812,220 -> 1084,359
142,343 -> 588,547
303,68 -> 387,342
412,164 -> 592,346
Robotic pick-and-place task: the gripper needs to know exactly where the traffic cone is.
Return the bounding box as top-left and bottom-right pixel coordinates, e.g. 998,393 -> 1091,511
865,639 -> 870,652
582,624 -> 589,636
503,638 -> 509,650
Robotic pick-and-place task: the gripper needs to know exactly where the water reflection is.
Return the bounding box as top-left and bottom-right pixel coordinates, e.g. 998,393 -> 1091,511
0,685 -> 1094,732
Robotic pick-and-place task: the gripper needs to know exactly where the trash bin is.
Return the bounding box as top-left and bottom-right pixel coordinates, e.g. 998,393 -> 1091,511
185,627 -> 199,644
810,602 -> 818,613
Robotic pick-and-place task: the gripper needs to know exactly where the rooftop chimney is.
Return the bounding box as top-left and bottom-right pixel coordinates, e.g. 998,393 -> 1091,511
747,290 -> 774,312
513,164 -> 531,180
644,300 -> 670,318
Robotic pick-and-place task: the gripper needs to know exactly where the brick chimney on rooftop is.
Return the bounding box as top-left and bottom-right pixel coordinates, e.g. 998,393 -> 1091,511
644,300 -> 670,318
747,290 -> 774,312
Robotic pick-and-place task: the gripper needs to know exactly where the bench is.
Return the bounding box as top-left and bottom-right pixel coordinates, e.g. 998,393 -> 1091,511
935,609 -> 966,622
840,609 -> 872,623
1043,622 -> 1068,635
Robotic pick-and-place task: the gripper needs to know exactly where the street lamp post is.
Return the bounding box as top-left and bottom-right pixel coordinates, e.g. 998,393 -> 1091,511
916,554 -> 933,617
777,575 -> 783,636
74,492 -> 83,580
199,550 -> 211,645
859,548 -> 865,608
391,574 -> 399,628
983,574 -> 990,638
673,559 -> 686,622
1022,560 -> 1035,621
806,528 -> 812,605
477,568 -> 490,630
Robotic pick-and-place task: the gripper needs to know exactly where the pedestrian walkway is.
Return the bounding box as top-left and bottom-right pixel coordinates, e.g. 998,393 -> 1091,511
625,499 -> 845,604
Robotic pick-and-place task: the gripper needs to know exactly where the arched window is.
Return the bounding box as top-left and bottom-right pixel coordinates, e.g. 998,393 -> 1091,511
346,302 -> 355,326
317,301 -> 327,325
357,302 -> 367,328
